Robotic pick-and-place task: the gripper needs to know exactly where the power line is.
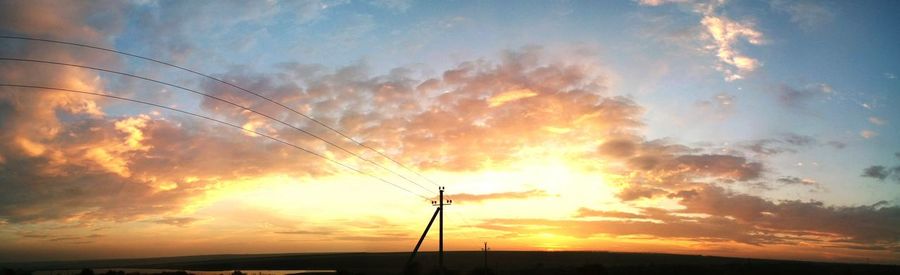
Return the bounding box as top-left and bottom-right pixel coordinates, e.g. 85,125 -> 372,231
0,83 -> 432,200
0,35 -> 442,189
1,35 -> 485,241
0,57 -> 436,196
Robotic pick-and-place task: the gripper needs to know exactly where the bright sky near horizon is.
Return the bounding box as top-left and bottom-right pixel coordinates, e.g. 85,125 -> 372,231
0,0 -> 899,264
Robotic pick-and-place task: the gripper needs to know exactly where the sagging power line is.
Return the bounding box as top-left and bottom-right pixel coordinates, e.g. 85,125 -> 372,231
0,37 -> 489,271
0,83 -> 432,200
0,35 -> 442,189
0,57 -> 436,196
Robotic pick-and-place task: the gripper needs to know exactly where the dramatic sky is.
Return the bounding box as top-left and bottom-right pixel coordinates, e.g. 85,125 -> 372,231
1,0 -> 899,264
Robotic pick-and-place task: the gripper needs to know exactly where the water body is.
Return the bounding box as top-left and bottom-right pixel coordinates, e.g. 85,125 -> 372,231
34,269 -> 336,275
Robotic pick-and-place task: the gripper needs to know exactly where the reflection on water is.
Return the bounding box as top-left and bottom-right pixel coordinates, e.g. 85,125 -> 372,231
35,269 -> 336,275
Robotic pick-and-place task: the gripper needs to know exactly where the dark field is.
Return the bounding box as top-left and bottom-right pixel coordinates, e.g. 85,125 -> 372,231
3,251 -> 899,275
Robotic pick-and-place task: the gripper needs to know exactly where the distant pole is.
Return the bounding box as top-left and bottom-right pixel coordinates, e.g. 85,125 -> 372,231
482,242 -> 489,270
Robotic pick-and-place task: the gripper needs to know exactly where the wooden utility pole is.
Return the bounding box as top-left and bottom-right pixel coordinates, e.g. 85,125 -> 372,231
407,187 -> 451,274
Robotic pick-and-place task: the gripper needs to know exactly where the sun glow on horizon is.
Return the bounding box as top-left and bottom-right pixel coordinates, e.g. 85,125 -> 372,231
3,0 -> 900,265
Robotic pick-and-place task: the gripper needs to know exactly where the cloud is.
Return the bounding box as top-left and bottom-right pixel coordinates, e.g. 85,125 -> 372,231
1,1 -> 896,261
636,0 -> 691,7
487,89 -> 539,107
262,47 -> 636,172
775,176 -> 825,192
0,44 -> 640,224
826,140 -> 846,149
482,184 -> 900,250
0,0 -> 128,42
776,176 -> 816,186
640,0 -> 766,81
862,162 -> 900,184
770,0 -> 835,30
274,230 -> 333,235
700,14 -> 764,81
49,236 -> 82,242
368,0 -> 413,12
860,130 -> 878,139
773,83 -> 834,108
616,186 -> 669,201
862,166 -> 889,180
694,92 -> 735,119
739,133 -> 818,156
869,117 -> 887,126
593,136 -> 767,203
605,141 -> 763,181
154,217 -> 201,227
444,189 -> 551,203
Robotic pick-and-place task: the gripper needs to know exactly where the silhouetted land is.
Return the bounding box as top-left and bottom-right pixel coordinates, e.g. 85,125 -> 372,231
3,251 -> 899,275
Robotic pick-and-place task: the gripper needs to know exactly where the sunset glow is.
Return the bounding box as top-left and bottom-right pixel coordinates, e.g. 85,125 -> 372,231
1,0 -> 899,266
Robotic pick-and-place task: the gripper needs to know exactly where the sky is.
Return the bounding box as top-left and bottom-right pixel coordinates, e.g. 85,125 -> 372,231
0,0 -> 899,264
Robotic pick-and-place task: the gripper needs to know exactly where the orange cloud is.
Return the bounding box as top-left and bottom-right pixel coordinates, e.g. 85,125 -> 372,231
487,88 -> 538,107
445,189 -> 550,203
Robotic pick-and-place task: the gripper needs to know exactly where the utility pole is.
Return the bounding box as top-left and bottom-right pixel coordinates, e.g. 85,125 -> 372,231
407,187 -> 451,274
482,242 -> 489,270
434,187 -> 451,274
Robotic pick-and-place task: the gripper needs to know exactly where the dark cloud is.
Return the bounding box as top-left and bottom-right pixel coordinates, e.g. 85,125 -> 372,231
827,140 -> 847,149
782,133 -> 815,146
617,186 -> 669,201
861,164 -> 900,183
862,166 -> 888,180
773,83 -> 833,108
776,176 -> 825,192
482,184 -> 900,250
597,138 -> 639,159
777,176 -> 815,186
739,133 -> 818,156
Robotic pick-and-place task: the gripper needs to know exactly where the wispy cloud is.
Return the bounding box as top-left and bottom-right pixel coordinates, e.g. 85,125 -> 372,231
862,156 -> 900,183
444,189 -> 551,203
640,0 -> 766,81
869,117 -> 887,126
153,217 -> 201,227
860,130 -> 878,139
770,0 -> 835,30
